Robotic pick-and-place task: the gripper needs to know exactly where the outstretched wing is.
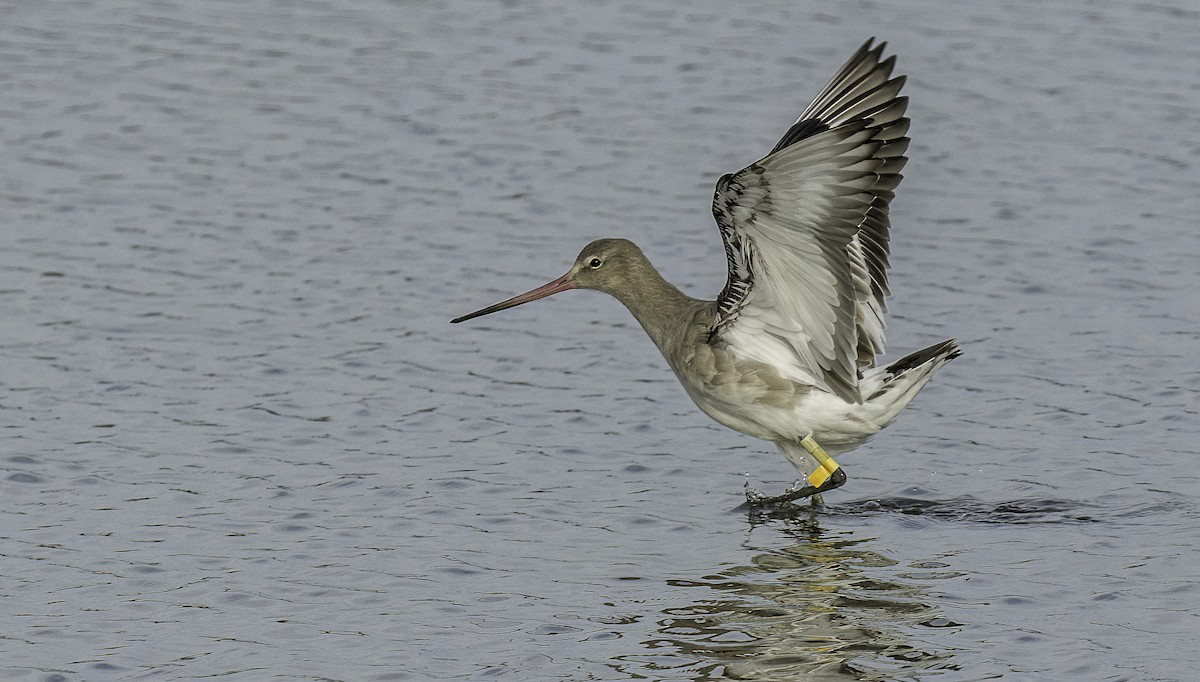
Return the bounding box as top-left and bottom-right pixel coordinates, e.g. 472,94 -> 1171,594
709,38 -> 909,404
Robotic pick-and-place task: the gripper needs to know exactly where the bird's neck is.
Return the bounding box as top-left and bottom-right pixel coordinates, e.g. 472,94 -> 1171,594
610,266 -> 707,353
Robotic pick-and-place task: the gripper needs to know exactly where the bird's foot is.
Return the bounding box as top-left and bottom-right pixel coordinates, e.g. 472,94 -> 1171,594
745,434 -> 847,507
747,467 -> 847,506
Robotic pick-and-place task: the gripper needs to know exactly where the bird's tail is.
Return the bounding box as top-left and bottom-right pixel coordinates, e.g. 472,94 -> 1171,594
861,338 -> 961,425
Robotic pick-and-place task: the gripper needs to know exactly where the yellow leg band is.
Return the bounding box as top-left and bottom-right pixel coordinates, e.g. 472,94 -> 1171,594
807,467 -> 832,488
801,434 -> 841,488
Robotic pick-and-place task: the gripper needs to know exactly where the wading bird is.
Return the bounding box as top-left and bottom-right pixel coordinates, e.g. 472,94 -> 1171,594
452,39 -> 960,504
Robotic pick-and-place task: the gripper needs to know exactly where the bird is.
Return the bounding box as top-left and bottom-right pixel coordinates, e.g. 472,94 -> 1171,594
452,39 -> 960,504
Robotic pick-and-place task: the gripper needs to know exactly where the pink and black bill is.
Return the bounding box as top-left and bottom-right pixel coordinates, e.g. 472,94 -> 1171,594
451,272 -> 576,324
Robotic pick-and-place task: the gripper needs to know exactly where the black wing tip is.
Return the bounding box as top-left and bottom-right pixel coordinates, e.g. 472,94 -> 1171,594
857,37 -> 888,61
769,40 -> 907,156
857,37 -> 882,52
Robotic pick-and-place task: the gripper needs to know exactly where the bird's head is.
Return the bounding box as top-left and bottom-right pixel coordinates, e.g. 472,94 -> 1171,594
450,238 -> 652,323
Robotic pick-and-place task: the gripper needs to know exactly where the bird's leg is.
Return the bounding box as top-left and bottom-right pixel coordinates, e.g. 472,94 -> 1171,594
800,434 -> 844,491
753,434 -> 847,505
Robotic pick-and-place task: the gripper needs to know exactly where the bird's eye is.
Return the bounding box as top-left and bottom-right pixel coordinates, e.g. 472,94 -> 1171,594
588,257 -> 603,268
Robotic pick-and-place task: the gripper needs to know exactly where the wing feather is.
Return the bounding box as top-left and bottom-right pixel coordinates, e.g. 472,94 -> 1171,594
710,38 -> 909,403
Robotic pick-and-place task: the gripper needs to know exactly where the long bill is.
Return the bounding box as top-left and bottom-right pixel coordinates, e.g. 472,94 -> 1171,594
451,272 -> 576,323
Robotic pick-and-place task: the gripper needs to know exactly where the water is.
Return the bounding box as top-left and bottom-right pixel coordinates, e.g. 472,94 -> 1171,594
2,0 -> 1197,679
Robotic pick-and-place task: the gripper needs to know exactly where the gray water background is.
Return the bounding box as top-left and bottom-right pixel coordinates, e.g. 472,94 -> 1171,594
2,1 -> 1198,679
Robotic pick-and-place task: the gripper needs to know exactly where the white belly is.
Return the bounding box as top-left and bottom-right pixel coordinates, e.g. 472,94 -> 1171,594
677,374 -> 885,453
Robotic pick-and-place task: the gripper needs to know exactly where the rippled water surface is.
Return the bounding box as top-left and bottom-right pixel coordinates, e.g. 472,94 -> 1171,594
2,1 -> 1198,680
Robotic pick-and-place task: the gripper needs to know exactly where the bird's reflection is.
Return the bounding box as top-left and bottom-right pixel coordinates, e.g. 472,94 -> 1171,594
619,509 -> 961,680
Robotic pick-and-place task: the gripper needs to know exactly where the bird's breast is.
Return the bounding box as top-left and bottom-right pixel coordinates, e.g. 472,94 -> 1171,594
665,338 -> 815,441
